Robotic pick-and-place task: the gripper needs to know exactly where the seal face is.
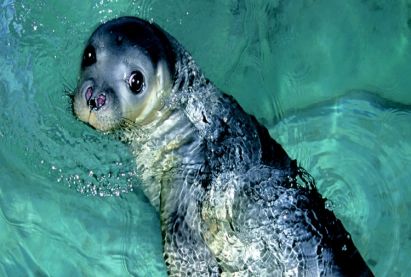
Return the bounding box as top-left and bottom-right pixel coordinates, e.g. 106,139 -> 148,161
73,17 -> 175,131
73,17 -> 374,276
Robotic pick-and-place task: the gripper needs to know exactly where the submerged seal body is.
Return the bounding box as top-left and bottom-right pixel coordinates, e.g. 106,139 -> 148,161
72,17 -> 373,276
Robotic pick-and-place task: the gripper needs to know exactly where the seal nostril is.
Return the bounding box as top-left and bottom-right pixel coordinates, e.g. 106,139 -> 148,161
85,86 -> 93,101
87,94 -> 106,110
96,94 -> 106,108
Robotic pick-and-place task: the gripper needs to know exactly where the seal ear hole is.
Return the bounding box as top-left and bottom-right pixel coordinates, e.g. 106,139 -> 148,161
82,45 -> 97,67
128,71 -> 145,94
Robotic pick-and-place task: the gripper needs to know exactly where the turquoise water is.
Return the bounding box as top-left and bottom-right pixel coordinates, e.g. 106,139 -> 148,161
1,0 -> 411,276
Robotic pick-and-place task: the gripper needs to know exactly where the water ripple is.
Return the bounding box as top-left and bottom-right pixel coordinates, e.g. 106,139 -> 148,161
269,91 -> 411,275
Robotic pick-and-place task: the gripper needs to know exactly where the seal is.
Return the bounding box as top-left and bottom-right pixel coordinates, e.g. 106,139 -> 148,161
72,16 -> 374,276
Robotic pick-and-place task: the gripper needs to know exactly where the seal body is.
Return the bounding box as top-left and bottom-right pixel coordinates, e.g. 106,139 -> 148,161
73,17 -> 374,276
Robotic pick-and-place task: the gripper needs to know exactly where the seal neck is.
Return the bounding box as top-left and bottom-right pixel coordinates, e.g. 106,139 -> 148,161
125,38 -> 215,211
166,35 -> 210,108
125,107 -> 203,211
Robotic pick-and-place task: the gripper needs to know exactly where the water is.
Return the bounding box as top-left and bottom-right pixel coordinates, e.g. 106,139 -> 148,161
1,0 -> 410,275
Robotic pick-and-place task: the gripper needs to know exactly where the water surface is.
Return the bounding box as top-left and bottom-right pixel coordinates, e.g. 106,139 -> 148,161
1,0 -> 411,275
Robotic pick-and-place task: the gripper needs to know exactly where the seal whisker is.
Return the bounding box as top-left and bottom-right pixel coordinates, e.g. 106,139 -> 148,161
62,79 -> 75,96
119,117 -> 138,129
61,82 -> 77,117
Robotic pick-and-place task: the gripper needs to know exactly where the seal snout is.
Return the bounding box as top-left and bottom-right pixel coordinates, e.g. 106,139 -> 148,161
84,86 -> 106,110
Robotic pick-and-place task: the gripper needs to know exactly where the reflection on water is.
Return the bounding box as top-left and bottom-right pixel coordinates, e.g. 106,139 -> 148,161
0,0 -> 411,275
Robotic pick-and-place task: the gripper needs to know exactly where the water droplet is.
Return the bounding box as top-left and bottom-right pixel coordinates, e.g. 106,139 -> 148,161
325,200 -> 334,210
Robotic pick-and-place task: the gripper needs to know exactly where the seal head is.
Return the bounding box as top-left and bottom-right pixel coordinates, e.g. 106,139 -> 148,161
73,17 -> 175,131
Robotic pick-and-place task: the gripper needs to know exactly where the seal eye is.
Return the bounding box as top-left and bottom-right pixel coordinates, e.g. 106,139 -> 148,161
82,45 -> 96,67
128,71 -> 145,94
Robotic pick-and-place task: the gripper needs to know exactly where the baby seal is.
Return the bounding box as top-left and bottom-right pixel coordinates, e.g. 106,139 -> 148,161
72,16 -> 374,276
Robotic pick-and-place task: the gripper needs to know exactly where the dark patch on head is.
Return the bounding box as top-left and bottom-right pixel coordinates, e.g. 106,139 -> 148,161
81,44 -> 97,68
84,17 -> 176,76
